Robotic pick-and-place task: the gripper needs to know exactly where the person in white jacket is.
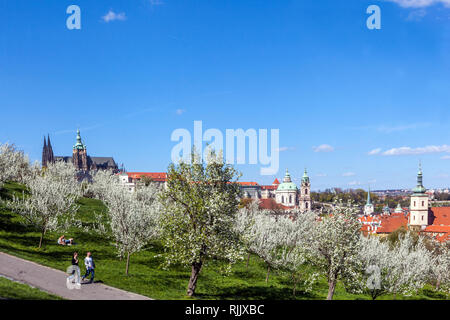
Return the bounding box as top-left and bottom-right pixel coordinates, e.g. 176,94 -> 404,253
82,252 -> 95,283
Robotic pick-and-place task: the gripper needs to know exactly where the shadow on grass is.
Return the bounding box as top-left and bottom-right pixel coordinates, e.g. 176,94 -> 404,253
194,284 -> 317,300
0,212 -> 35,234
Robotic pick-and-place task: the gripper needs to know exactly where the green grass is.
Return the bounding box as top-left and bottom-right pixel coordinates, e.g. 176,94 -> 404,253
0,276 -> 62,300
0,182 -> 447,300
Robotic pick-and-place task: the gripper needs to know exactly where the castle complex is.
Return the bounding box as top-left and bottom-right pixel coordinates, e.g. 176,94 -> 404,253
42,129 -> 118,173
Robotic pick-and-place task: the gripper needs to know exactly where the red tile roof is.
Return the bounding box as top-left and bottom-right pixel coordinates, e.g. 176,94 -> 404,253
376,215 -> 408,234
260,185 -> 278,190
237,182 -> 259,186
127,172 -> 167,182
423,225 -> 450,233
373,207 -> 450,242
258,198 -> 293,210
429,207 -> 450,226
272,178 -> 280,185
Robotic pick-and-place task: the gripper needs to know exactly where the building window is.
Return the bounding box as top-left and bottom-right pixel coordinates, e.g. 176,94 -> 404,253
414,201 -> 416,207
422,215 -> 424,221
305,189 -> 308,195
282,196 -> 284,203
306,202 -> 309,209
413,216 -> 415,221
289,195 -> 292,203
422,201 -> 424,206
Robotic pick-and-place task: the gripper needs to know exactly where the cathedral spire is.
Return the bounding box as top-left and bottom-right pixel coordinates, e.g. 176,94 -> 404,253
47,134 -> 54,164
366,186 -> 372,205
42,136 -> 48,167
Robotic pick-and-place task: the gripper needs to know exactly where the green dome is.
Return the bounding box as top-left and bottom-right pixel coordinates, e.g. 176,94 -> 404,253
302,168 -> 310,183
277,169 -> 298,191
412,162 -> 426,194
73,129 -> 86,150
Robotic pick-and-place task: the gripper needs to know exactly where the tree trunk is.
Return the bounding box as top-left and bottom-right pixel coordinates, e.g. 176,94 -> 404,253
436,277 -> 441,291
326,277 -> 336,300
246,253 -> 251,269
292,274 -> 298,297
38,227 -> 45,249
125,252 -> 131,276
265,265 -> 270,283
187,261 -> 202,297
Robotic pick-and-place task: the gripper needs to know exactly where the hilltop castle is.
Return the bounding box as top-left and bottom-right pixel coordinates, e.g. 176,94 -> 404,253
42,129 -> 118,173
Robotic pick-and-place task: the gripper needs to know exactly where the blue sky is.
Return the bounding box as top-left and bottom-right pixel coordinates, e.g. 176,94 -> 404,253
0,0 -> 449,191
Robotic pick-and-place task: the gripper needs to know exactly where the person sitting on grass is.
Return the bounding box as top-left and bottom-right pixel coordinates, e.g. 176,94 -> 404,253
82,251 -> 95,284
58,235 -> 74,246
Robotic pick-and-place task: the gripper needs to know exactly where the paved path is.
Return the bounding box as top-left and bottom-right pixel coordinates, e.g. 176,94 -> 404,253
0,252 -> 151,300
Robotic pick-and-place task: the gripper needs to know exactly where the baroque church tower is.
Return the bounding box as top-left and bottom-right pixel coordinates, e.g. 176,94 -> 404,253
72,129 -> 88,171
299,169 -> 311,212
409,162 -> 429,229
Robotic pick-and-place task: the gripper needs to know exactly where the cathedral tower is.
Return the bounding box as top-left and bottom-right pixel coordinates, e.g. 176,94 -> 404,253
42,135 -> 55,167
72,129 -> 88,171
409,162 -> 429,229
47,135 -> 54,164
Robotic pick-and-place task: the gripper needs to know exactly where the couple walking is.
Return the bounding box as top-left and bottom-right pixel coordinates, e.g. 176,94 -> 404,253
67,251 -> 96,288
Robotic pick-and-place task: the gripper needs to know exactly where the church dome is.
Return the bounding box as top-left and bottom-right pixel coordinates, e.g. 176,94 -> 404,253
277,169 -> 298,191
412,163 -> 426,195
302,168 -> 310,183
73,129 -> 86,150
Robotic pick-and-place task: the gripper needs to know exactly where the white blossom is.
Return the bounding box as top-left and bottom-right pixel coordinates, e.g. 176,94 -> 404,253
7,161 -> 81,248
159,149 -> 244,296
353,233 -> 434,299
0,143 -> 36,187
91,170 -> 162,275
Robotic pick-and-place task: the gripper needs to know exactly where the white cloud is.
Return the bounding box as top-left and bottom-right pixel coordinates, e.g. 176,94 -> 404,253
348,181 -> 361,186
407,9 -> 428,20
313,144 -> 334,153
368,179 -> 377,184
277,146 -> 295,152
102,10 -> 126,23
316,173 -> 327,177
441,155 -> 450,159
368,148 -> 382,155
386,0 -> 450,8
175,109 -> 186,115
382,145 -> 450,156
342,172 -> 356,177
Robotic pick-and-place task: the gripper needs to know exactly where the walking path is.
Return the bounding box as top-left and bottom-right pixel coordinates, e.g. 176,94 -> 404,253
0,252 -> 151,300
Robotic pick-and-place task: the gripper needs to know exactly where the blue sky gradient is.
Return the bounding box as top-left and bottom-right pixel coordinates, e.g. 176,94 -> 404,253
0,0 -> 449,190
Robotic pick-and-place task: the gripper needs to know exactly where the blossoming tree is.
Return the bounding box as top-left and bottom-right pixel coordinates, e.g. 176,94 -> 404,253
308,200 -> 362,300
159,150 -> 244,297
0,143 -> 36,188
92,170 -> 162,275
8,161 -> 81,248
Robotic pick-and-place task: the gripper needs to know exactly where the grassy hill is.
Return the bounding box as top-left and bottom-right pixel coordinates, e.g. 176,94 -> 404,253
0,276 -> 63,300
0,182 -> 447,300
